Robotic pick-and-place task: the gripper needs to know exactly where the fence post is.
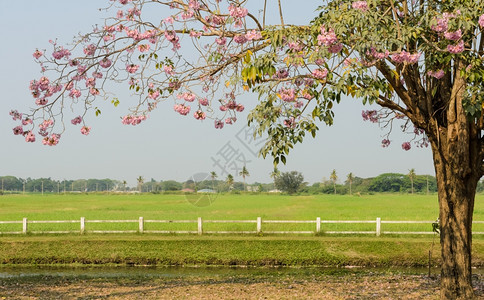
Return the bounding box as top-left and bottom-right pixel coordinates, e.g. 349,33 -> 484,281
376,217 -> 381,236
257,217 -> 262,234
316,217 -> 321,233
198,217 -> 203,235
22,218 -> 28,234
139,217 -> 144,233
80,217 -> 85,234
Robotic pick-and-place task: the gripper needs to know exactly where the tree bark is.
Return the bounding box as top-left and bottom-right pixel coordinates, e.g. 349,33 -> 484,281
428,105 -> 480,299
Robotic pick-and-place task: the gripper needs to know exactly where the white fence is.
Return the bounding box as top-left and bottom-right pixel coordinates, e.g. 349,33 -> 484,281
0,217 -> 483,236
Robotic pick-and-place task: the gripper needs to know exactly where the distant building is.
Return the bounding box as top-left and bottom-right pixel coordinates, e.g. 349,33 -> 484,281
197,189 -> 216,193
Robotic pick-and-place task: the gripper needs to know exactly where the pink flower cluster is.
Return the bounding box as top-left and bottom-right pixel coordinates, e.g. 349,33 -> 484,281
480,14 -> 484,28
199,98 -> 209,106
279,87 -> 296,102
401,142 -> 411,151
351,1 -> 368,12
391,50 -> 421,64
381,139 -> 391,148
121,115 -> 147,125
443,29 -> 462,41
284,117 -> 296,128
245,30 -> 262,41
368,48 -> 389,60
42,134 -> 61,146
427,69 -> 445,79
52,47 -> 71,60
99,57 -> 112,68
214,120 -> 224,129
312,69 -> 328,80
447,40 -> 464,54
80,126 -> 91,135
126,64 -> 140,73
33,49 -> 43,59
164,30 -> 180,51
177,92 -> 196,102
174,104 -> 191,115
317,26 -> 343,53
228,4 -> 248,18
362,110 -> 379,123
220,100 -> 244,112
194,110 -> 206,120
83,44 -> 97,56
71,116 -> 83,125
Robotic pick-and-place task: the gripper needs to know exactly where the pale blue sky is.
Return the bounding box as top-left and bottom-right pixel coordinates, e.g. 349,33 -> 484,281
0,1 -> 434,187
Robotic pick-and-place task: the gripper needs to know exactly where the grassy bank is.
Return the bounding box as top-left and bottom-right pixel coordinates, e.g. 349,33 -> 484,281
1,235 -> 483,268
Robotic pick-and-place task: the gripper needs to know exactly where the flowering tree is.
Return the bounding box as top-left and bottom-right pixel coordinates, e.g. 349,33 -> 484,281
9,0 -> 484,298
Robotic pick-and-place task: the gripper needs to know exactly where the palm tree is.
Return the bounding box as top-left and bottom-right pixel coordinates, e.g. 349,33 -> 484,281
210,171 -> 217,191
137,176 -> 144,193
330,169 -> 338,194
408,168 -> 416,194
269,168 -> 280,190
239,166 -> 250,191
122,180 -> 127,192
346,173 -> 354,195
226,174 -> 234,191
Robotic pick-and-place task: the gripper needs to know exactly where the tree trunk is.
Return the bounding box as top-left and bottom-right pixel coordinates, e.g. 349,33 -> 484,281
429,116 -> 480,299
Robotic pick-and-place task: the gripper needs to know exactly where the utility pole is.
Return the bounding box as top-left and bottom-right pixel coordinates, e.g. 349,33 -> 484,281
41,181 -> 44,195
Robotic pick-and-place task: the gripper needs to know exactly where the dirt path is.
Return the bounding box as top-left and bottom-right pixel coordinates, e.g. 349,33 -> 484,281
1,273 -> 483,299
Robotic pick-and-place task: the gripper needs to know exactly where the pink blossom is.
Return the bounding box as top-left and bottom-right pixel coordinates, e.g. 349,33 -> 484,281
368,48 -> 389,59
246,30 -> 262,41
148,90 -> 160,100
236,104 -> 244,112
121,115 -> 147,125
83,44 -> 97,56
312,69 -> 328,80
163,65 -> 175,75
126,64 -> 140,73
116,10 -> 124,19
228,4 -> 248,18
42,134 -> 60,146
164,16 -> 175,24
190,31 -> 202,38
427,69 -> 445,79
199,98 -> 209,106
174,104 -> 191,115
381,139 -> 391,148
362,110 -> 378,123
284,117 -> 296,128
274,69 -> 289,79
215,37 -> 227,46
317,26 -> 338,47
177,92 -> 196,102
33,49 -> 43,59
71,116 -> 82,125
401,142 -> 411,151
85,78 -> 96,87
80,126 -> 91,135
479,14 -> 484,28
219,105 -> 227,111
69,89 -> 81,98
138,44 -> 150,52
13,126 -> 23,135
352,1 -> 368,12
24,131 -> 36,143
328,42 -> 343,53
92,71 -> 103,79
214,120 -> 224,129
278,87 -> 296,102
52,47 -> 71,60
99,57 -> 112,68
287,42 -> 303,52
22,118 -> 32,126
35,98 -> 48,106
447,40 -> 465,54
431,16 -> 448,32
234,35 -> 248,44
391,51 -> 421,64
444,29 -> 462,41
194,110 -> 206,120
90,88 -> 100,95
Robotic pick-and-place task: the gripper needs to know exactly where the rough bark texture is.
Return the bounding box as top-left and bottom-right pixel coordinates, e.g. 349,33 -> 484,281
427,80 -> 481,299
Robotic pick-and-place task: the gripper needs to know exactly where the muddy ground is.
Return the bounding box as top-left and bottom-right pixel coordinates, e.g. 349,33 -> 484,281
1,272 -> 483,299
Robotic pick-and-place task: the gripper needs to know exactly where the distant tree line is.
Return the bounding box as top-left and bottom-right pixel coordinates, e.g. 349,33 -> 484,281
2,171 -> 473,195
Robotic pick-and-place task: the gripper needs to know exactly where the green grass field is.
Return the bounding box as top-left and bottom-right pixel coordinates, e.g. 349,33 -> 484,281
0,193 -> 483,268
0,193 -> 483,234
